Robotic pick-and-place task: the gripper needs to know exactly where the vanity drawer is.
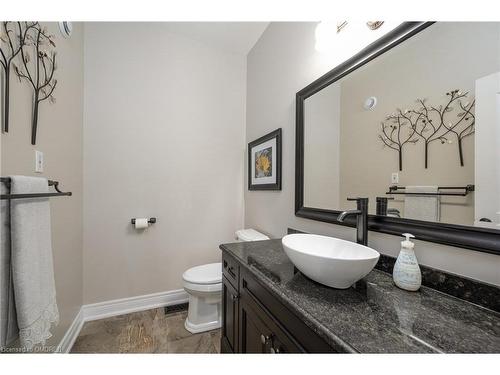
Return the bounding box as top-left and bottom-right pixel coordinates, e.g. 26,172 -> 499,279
223,253 -> 239,289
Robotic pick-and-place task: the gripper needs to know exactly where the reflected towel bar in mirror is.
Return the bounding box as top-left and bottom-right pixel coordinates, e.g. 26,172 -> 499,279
386,185 -> 475,197
0,177 -> 72,200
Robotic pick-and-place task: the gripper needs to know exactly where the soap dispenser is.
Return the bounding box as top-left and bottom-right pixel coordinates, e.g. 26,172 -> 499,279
393,233 -> 421,291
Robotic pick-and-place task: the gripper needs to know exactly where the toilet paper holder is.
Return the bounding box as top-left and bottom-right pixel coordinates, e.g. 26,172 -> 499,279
131,217 -> 157,225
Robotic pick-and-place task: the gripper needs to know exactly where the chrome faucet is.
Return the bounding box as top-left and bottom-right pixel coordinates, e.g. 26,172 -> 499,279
337,197 -> 368,246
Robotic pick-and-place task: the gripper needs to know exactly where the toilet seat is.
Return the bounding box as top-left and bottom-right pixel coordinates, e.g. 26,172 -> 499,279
183,263 -> 222,285
183,280 -> 222,293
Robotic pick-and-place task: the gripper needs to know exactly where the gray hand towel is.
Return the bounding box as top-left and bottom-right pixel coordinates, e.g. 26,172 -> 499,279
404,186 -> 441,222
0,182 -> 19,349
9,176 -> 59,350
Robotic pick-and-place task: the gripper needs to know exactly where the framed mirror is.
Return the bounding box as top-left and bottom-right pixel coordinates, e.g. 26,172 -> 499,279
296,22 -> 500,255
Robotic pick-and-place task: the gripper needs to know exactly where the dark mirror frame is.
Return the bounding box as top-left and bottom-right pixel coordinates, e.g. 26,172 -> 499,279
295,21 -> 500,255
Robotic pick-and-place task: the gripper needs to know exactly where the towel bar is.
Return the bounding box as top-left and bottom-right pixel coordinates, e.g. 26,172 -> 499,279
386,184 -> 474,197
0,177 -> 72,200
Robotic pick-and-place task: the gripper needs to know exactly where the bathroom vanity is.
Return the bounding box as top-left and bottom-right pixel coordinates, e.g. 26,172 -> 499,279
220,239 -> 500,353
225,21 -> 500,354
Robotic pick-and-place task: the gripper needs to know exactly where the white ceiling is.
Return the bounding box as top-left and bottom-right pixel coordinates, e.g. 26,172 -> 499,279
163,22 -> 269,55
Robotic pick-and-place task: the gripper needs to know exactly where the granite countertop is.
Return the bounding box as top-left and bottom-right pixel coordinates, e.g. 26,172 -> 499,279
220,239 -> 500,353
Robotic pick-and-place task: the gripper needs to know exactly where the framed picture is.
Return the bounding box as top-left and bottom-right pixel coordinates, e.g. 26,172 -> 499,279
248,128 -> 282,190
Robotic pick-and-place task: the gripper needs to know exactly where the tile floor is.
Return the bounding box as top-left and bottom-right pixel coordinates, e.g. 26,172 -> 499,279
70,307 -> 221,353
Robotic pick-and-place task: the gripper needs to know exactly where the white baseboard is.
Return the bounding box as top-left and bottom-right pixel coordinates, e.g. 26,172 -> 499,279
56,308 -> 84,354
82,289 -> 189,322
56,289 -> 189,353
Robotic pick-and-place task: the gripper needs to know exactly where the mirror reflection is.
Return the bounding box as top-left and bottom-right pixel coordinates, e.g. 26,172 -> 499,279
303,22 -> 500,228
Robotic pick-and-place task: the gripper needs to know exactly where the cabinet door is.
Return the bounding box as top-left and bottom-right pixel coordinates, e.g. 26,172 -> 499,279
239,296 -> 274,353
239,267 -> 334,352
239,282 -> 303,354
221,276 -> 239,353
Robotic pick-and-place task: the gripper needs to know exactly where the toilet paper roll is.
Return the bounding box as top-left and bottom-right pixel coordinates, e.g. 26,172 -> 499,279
134,218 -> 149,229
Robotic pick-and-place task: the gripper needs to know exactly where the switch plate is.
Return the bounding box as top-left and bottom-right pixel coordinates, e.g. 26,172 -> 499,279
35,150 -> 43,173
391,172 -> 399,184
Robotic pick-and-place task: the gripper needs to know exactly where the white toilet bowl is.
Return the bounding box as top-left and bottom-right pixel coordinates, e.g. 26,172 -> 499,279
182,229 -> 269,333
182,263 -> 222,333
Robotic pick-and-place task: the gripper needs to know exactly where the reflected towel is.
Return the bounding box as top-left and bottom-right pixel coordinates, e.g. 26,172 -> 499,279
0,182 -> 18,348
404,186 -> 440,222
10,176 -> 59,350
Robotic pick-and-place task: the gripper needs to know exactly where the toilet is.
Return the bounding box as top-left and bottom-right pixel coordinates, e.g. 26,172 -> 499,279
182,229 -> 269,333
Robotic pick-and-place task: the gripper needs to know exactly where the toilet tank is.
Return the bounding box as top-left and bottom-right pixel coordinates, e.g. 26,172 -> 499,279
235,229 -> 269,242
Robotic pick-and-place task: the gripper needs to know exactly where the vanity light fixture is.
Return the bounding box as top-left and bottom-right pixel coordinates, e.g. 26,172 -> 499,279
335,21 -> 385,34
364,96 -> 377,110
58,22 -> 72,38
366,21 -> 385,30
337,21 -> 348,33
315,21 -> 393,55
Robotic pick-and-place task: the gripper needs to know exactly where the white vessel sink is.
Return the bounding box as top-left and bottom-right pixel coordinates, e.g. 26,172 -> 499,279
282,234 -> 380,289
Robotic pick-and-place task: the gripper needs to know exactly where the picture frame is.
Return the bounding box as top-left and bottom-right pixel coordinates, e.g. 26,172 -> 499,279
248,128 -> 282,190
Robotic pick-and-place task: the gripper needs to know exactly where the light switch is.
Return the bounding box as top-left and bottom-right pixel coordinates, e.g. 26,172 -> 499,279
391,172 -> 399,184
35,150 -> 43,173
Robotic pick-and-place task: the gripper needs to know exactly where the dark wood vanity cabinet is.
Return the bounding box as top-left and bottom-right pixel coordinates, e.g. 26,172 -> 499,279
221,252 -> 335,353
239,280 -> 302,353
221,277 -> 239,353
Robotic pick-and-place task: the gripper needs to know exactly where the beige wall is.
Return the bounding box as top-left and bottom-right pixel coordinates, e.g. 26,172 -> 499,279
245,22 -> 500,286
83,23 -> 246,304
0,22 -> 83,348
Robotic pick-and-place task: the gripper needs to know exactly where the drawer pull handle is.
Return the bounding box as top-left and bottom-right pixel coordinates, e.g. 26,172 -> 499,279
228,266 -> 236,278
260,334 -> 271,344
231,294 -> 239,301
270,347 -> 280,354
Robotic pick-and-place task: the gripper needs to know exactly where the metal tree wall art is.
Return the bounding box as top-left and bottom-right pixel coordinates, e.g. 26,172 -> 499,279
443,92 -> 475,167
379,89 -> 475,170
0,22 -> 33,132
14,22 -> 57,145
409,90 -> 475,168
0,22 -> 21,132
378,109 -> 420,171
